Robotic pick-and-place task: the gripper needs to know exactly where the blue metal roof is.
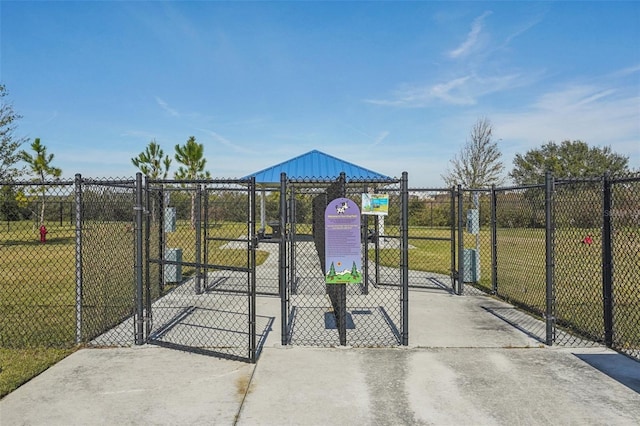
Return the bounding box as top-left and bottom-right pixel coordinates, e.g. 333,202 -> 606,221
244,150 -> 393,184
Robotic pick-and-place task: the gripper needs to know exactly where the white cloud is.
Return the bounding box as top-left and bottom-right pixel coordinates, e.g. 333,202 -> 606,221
366,72 -> 534,108
121,130 -> 159,141
448,11 -> 493,59
372,131 -> 390,147
197,128 -> 257,155
155,97 -> 180,117
494,84 -> 640,162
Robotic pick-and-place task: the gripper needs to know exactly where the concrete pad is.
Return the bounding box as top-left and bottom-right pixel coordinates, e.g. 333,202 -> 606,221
3,290 -> 640,426
237,346 -> 640,425
404,347 -> 640,425
237,346 -> 373,425
409,290 -> 542,348
0,346 -> 253,426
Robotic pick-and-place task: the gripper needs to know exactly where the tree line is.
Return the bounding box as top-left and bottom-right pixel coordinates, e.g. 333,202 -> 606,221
441,117 -> 633,188
1,83 -> 636,227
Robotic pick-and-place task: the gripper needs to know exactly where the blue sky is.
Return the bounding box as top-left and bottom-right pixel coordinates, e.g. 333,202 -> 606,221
2,1 -> 639,187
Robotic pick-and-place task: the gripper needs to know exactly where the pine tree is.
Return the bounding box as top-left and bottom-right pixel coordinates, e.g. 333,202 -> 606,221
328,262 -> 336,277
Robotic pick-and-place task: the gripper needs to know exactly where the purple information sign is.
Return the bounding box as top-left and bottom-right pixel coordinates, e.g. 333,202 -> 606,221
324,198 -> 362,284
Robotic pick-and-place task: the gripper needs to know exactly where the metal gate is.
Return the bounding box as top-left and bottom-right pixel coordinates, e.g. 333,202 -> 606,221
144,177 -> 258,362
280,173 -> 409,347
404,188 -> 456,292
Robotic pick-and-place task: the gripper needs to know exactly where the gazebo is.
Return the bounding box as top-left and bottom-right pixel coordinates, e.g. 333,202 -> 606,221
243,149 -> 393,234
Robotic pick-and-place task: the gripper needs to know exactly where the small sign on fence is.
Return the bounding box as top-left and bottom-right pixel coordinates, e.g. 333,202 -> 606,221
361,193 -> 389,216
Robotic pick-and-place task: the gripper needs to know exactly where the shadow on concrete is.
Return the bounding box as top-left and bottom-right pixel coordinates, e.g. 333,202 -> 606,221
482,306 -> 547,344
574,352 -> 640,394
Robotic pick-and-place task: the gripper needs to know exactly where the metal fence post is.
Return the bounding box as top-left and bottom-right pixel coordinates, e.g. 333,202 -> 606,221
203,184 -> 209,294
195,184 -> 202,295
450,187 -> 456,290
280,172 -> 288,345
74,173 -> 83,344
288,184 -> 296,297
135,172 -> 144,345
401,172 -> 409,346
249,177 -> 257,363
159,184 -> 165,294
602,172 -> 614,348
374,214 -> 380,285
336,172 -> 347,346
362,184 -> 369,295
457,185 -> 464,295
545,171 -> 555,346
144,176 -> 151,339
491,185 -> 498,294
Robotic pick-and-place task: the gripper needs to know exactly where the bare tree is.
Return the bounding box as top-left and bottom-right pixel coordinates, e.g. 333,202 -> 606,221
441,117 -> 504,189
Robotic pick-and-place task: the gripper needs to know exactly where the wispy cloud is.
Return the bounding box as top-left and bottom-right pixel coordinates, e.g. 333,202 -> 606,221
343,124 -> 390,147
366,72 -> 534,108
607,63 -> 640,79
495,84 -> 640,160
499,14 -> 545,50
448,11 -> 492,59
197,128 -> 257,155
372,131 -> 390,147
155,97 -> 180,117
121,130 -> 158,141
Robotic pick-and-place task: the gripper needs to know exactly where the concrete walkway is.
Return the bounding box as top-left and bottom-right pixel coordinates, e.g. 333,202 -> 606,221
2,289 -> 640,425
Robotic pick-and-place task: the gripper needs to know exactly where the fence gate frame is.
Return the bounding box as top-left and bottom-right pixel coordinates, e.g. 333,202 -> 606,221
406,187 -> 457,293
143,176 -> 258,362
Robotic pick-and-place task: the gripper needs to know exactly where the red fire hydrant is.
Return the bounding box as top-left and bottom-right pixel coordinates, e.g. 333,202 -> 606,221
39,225 -> 47,243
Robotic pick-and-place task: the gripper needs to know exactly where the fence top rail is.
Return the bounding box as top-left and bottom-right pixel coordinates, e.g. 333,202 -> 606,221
82,180 -> 137,188
1,179 -> 75,186
493,183 -> 545,192
460,187 -> 492,193
408,187 -> 454,192
147,178 -> 253,185
286,176 -> 400,185
555,177 -> 603,184
610,175 -> 640,184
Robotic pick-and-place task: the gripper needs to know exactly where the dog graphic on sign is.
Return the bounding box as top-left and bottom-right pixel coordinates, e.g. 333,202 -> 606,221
336,201 -> 349,214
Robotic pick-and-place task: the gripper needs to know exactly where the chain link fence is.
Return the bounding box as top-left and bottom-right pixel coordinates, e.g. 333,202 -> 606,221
282,174 -> 408,347
490,174 -> 640,359
2,172 -> 639,363
553,178 -> 604,346
493,184 -> 547,339
403,189 -> 455,291
1,180 -> 76,348
81,178 -> 138,346
458,189 -> 493,295
609,176 -> 640,360
142,179 -> 258,361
